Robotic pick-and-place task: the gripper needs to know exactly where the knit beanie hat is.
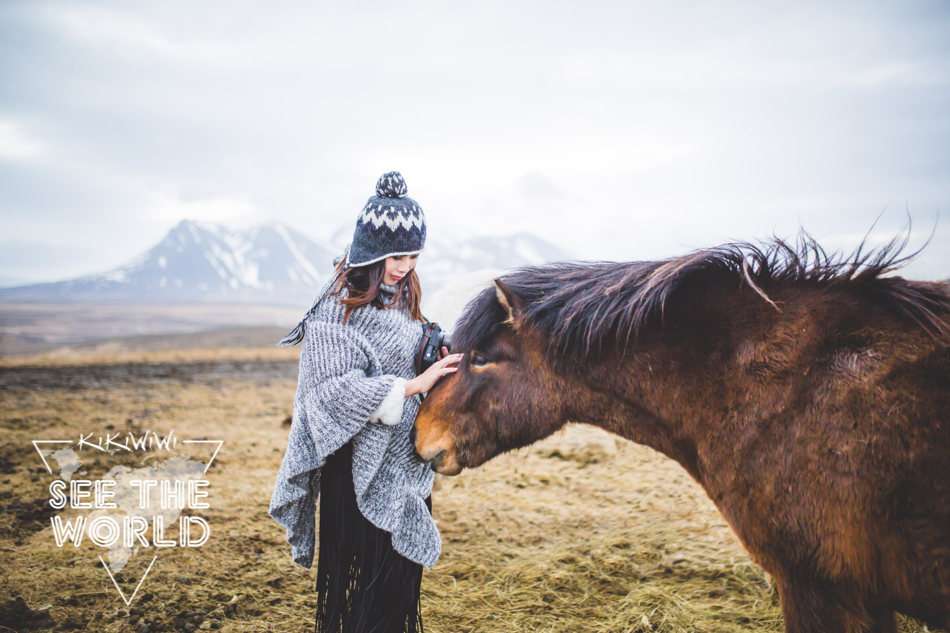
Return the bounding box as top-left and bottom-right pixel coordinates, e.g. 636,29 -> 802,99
347,172 -> 426,267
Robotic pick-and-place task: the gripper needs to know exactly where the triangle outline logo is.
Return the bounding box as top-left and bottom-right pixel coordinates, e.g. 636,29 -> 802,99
99,555 -> 158,606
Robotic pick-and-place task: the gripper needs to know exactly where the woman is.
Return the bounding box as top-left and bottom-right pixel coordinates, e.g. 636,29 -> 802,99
270,171 -> 461,633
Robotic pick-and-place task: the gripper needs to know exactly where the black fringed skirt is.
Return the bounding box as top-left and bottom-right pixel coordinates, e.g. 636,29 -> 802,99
315,442 -> 429,633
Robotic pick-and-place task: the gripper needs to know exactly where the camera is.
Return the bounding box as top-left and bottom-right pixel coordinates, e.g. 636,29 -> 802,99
414,321 -> 452,375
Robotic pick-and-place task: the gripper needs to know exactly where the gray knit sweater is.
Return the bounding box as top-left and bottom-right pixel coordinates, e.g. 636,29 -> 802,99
269,281 -> 440,569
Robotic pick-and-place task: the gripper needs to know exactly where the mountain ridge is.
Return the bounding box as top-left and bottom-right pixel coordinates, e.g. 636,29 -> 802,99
0,220 -> 572,305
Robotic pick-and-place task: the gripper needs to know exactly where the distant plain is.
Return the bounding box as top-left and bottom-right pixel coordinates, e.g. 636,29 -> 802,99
0,302 -> 303,357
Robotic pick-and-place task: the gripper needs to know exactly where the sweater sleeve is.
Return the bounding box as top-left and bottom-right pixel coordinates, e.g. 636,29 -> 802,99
301,320 -> 403,431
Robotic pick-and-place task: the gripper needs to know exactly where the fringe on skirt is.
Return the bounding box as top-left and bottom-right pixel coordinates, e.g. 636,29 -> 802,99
315,442 -> 429,633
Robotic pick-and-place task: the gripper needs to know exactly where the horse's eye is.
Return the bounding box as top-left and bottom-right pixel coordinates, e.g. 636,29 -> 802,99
472,354 -> 489,367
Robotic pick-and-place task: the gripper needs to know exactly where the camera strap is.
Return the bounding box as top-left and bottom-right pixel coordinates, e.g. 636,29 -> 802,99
414,321 -> 436,376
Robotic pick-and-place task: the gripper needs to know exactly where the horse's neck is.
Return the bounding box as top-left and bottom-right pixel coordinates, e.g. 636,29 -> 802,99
569,280 -> 781,484
572,358 -> 710,482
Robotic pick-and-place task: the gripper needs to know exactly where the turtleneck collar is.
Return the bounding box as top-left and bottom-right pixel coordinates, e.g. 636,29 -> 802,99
379,281 -> 399,295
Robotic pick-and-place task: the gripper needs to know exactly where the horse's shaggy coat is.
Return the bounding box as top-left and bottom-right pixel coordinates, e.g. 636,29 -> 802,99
415,235 -> 950,633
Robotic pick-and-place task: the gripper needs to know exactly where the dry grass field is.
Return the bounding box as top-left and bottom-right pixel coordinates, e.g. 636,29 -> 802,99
0,348 -> 935,632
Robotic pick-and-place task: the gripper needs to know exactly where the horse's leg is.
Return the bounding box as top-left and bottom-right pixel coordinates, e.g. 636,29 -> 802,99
776,579 -> 893,633
776,580 -> 852,633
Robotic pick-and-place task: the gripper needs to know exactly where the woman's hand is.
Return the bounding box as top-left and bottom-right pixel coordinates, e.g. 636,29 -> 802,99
405,348 -> 462,397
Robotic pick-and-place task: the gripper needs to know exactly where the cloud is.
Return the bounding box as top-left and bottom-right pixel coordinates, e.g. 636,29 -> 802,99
517,173 -> 567,200
45,6 -> 250,68
0,118 -> 43,161
144,188 -> 261,225
846,61 -> 947,90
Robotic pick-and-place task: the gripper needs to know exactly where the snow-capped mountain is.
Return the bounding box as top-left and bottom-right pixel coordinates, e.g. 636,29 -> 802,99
0,221 -> 572,305
0,220 -> 337,304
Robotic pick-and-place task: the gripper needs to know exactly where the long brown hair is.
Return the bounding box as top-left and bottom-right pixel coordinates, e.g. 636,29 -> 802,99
329,257 -> 424,324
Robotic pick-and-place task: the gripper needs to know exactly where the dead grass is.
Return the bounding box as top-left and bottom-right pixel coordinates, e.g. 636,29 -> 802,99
0,349 -> 935,632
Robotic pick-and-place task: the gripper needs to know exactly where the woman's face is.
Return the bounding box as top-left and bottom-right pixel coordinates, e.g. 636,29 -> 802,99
383,254 -> 418,286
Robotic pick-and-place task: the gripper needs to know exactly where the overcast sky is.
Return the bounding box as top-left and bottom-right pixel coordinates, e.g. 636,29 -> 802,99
1,0 -> 948,286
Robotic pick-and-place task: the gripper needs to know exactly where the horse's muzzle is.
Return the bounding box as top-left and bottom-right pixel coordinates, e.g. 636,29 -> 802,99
410,424 -> 439,464
412,414 -> 463,475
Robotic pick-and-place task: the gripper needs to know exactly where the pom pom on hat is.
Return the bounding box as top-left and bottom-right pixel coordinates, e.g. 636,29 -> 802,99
376,172 -> 408,198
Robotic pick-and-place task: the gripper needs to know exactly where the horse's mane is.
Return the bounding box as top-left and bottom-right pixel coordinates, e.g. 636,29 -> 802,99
452,232 -> 950,362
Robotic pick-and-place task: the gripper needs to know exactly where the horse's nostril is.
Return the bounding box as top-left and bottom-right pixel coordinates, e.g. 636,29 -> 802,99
409,425 -> 417,446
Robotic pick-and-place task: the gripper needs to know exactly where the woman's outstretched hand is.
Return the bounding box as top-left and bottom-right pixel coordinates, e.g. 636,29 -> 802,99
405,348 -> 462,397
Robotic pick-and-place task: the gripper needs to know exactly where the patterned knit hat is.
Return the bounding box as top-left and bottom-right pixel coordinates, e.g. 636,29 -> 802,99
347,172 -> 426,267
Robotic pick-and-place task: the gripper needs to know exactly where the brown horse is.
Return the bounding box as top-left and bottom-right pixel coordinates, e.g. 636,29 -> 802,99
413,235 -> 950,633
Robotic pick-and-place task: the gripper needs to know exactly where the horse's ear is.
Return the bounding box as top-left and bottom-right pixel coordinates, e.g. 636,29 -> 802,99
494,279 -> 524,330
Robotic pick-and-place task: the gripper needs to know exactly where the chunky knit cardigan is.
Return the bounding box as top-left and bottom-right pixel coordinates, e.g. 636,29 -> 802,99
269,281 -> 440,569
